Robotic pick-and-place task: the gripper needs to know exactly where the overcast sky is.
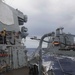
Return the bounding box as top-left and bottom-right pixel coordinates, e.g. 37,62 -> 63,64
5,0 -> 75,48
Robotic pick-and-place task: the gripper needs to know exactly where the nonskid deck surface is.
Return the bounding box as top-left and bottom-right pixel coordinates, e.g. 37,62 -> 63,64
43,56 -> 75,75
52,57 -> 75,75
3,67 -> 29,75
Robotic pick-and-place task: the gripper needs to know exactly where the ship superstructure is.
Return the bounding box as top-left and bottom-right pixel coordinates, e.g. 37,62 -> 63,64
29,27 -> 75,75
0,0 -> 28,72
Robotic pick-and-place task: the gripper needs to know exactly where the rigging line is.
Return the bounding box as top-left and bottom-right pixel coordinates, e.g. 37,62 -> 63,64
56,57 -> 64,73
56,57 -> 72,75
53,49 -> 65,75
50,42 -> 73,75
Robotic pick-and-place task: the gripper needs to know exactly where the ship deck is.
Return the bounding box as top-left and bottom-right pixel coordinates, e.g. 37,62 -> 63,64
3,67 -> 29,75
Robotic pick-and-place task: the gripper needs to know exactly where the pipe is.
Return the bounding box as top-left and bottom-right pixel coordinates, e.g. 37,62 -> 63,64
38,33 -> 52,75
30,38 -> 50,43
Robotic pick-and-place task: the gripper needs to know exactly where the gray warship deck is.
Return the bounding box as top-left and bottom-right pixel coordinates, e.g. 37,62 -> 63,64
4,67 -> 29,75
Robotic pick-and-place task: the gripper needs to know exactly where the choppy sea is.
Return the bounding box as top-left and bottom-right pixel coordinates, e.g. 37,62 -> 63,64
27,48 -> 36,56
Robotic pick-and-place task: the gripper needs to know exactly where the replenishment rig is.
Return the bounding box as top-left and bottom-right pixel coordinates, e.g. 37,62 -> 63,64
29,27 -> 75,75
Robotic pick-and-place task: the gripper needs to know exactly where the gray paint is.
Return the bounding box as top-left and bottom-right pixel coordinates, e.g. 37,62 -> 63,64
0,1 -> 25,32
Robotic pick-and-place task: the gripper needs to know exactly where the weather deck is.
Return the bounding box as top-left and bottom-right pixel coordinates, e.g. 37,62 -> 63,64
3,67 -> 29,75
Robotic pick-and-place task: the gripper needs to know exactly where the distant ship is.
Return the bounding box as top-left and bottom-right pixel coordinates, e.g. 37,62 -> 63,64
29,27 -> 75,75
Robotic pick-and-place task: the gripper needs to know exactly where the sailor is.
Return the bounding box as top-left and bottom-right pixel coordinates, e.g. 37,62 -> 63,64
1,28 -> 7,44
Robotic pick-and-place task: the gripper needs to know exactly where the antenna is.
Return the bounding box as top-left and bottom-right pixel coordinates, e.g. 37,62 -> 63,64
60,27 -> 64,34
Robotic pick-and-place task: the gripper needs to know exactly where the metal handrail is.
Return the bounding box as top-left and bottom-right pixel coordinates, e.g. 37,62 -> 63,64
38,33 -> 52,75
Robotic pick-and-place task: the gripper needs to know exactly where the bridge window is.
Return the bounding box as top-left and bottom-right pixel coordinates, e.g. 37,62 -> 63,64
18,17 -> 24,25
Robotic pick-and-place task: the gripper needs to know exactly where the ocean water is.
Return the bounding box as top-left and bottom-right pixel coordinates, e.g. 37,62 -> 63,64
27,48 -> 36,56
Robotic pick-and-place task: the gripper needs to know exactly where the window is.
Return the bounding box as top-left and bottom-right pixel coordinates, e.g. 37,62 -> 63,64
18,17 -> 24,25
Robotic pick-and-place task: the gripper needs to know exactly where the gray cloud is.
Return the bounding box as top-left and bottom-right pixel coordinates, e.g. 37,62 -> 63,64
6,0 -> 75,36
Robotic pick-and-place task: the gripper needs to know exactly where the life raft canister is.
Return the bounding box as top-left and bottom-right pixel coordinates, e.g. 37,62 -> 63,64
52,41 -> 60,46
